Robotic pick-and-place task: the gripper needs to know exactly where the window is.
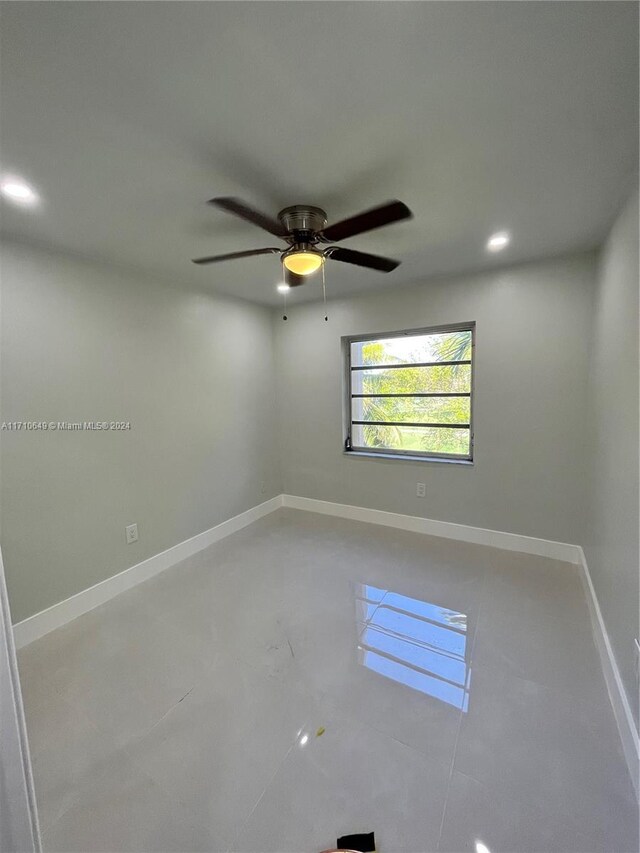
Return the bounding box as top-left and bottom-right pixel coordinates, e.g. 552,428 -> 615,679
344,322 -> 475,462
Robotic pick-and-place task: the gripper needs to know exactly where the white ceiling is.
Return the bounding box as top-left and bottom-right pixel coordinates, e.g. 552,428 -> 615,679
0,2 -> 637,306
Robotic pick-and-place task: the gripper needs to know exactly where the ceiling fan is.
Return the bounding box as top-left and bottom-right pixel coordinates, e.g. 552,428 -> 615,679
191,197 -> 413,287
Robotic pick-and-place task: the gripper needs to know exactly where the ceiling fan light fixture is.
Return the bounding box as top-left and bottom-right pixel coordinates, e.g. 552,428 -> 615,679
282,249 -> 323,276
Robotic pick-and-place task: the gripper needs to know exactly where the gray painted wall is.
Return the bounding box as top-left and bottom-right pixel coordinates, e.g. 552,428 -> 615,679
584,192 -> 639,728
275,254 -> 596,546
0,241 -> 281,623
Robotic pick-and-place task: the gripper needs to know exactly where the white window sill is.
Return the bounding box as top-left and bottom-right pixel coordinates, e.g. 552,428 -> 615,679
343,450 -> 474,466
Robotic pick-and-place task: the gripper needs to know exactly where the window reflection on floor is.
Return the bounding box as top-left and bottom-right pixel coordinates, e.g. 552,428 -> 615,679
356,584 -> 471,711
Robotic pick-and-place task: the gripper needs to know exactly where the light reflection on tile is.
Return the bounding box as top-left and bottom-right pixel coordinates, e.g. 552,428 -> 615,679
357,584 -> 471,711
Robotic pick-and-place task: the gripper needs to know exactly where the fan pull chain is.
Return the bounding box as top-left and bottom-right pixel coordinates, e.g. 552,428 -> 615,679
282,287 -> 287,321
322,259 -> 328,321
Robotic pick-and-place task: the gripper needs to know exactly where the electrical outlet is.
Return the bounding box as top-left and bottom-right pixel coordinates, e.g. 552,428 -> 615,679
125,523 -> 138,544
416,483 -> 426,498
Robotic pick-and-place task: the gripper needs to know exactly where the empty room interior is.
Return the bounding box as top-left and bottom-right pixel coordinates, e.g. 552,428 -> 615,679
1,3 -> 639,852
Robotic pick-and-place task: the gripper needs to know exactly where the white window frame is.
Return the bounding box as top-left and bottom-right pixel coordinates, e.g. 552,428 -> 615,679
342,322 -> 475,464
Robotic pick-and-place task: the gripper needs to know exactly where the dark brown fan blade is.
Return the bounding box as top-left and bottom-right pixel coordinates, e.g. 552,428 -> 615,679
208,197 -> 287,238
192,248 -> 280,265
327,247 -> 399,272
321,200 -> 412,242
284,269 -> 306,288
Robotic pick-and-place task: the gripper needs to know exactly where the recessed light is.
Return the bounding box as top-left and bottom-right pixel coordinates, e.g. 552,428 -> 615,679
0,176 -> 39,207
298,733 -> 309,747
277,283 -> 290,294
486,231 -> 510,252
475,842 -> 491,853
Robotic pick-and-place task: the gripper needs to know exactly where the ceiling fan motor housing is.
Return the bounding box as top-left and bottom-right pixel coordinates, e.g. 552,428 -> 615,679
278,205 -> 327,241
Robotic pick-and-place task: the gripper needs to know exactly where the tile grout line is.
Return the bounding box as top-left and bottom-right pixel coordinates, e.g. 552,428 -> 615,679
356,590 -> 389,642
127,651 -> 294,851
40,672 -> 202,839
231,741 -> 297,849
435,564 -> 493,851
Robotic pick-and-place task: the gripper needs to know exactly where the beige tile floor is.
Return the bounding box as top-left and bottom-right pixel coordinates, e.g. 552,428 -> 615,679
17,509 -> 639,852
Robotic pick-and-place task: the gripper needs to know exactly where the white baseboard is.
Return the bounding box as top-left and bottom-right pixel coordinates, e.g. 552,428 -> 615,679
12,495 -> 283,649
11,494 -> 580,650
577,546 -> 639,797
282,494 -> 581,563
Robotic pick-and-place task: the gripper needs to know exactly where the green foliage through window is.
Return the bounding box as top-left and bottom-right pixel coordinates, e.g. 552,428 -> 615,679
348,326 -> 473,459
